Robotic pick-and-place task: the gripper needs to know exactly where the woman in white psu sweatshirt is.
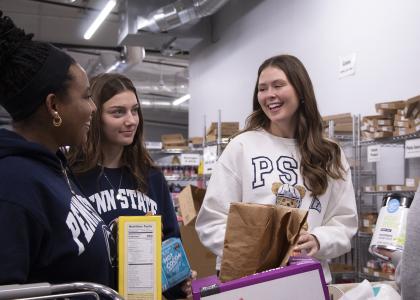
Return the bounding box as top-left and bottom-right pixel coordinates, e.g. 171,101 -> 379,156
195,54 -> 358,283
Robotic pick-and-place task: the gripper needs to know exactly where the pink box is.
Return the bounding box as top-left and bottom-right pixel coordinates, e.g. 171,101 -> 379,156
192,257 -> 328,300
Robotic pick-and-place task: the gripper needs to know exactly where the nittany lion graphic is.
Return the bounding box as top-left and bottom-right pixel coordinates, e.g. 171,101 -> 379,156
271,182 -> 306,208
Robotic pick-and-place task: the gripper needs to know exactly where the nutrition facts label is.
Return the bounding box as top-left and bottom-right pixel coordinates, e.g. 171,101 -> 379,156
119,216 -> 162,300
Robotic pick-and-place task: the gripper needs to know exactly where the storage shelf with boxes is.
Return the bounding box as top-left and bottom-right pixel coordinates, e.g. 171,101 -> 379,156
361,96 -> 420,141
205,122 -> 239,143
356,96 -> 420,284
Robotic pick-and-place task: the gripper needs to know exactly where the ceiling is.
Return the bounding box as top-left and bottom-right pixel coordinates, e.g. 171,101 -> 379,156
0,0 -> 202,130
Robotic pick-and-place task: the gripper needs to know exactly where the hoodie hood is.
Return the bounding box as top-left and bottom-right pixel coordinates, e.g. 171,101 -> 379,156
0,129 -> 64,171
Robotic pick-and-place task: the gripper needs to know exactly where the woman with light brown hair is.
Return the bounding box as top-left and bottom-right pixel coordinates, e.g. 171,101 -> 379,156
195,54 -> 358,283
68,73 -> 195,298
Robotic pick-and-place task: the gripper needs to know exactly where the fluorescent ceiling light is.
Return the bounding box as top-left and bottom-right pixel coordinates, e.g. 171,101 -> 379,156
154,101 -> 172,106
172,94 -> 190,106
105,61 -> 120,73
141,100 -> 171,106
84,0 -> 116,40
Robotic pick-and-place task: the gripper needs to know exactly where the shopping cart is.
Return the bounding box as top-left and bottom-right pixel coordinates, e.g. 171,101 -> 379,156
0,282 -> 124,300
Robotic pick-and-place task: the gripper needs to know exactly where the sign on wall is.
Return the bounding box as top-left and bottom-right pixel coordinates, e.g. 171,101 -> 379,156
339,53 -> 357,78
405,138 -> 420,158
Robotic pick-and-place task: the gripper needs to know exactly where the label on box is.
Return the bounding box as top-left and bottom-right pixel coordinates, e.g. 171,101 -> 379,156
118,216 -> 162,300
162,238 -> 191,291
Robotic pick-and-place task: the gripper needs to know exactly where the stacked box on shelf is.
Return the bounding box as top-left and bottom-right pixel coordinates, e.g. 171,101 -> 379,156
405,95 -> 420,132
322,113 -> 353,135
189,136 -> 204,148
361,97 -> 420,140
206,122 -> 239,142
161,133 -> 188,150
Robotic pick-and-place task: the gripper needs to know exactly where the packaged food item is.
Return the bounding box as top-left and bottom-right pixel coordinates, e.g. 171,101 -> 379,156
162,237 -> 191,291
369,193 -> 413,260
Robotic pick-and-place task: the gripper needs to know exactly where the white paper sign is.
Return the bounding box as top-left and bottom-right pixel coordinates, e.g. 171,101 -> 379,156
367,145 -> 380,162
180,153 -> 201,166
339,53 -> 357,78
405,138 -> 420,158
203,145 -> 218,174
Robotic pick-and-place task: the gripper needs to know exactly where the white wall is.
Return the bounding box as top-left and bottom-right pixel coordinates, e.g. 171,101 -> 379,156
188,0 -> 420,137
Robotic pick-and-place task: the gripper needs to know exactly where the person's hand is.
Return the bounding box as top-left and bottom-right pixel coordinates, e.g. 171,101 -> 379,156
181,270 -> 197,298
293,231 -> 320,256
375,248 -> 402,265
376,248 -> 394,260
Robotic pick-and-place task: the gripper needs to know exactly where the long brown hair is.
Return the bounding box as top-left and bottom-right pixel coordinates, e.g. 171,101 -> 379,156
244,54 -> 345,196
67,73 -> 155,193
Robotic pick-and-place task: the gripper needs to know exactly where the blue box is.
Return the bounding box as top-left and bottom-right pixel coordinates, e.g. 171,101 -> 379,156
162,237 -> 191,291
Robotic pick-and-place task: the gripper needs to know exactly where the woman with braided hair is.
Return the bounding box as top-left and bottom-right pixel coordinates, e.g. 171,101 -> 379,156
0,11 -> 115,287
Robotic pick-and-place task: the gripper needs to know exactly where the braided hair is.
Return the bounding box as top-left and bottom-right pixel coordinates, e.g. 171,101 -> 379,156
0,10 -> 74,121
0,11 -> 49,100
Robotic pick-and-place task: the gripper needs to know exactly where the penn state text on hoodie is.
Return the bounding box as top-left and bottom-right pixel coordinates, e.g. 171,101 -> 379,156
0,129 -> 115,287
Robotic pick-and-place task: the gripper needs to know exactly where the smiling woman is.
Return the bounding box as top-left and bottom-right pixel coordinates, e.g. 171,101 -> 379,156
67,72 -> 196,299
195,54 -> 358,284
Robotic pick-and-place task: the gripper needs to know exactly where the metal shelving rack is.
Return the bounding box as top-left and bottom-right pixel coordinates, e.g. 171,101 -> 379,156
355,120 -> 420,283
327,115 -> 360,283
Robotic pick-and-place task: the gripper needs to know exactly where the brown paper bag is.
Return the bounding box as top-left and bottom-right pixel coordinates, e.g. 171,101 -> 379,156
219,202 -> 308,282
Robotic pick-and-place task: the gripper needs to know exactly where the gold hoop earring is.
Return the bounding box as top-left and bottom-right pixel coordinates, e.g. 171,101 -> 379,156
53,112 -> 62,127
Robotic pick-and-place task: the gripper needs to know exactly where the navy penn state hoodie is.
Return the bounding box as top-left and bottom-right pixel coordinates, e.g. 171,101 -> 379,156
0,129 -> 115,287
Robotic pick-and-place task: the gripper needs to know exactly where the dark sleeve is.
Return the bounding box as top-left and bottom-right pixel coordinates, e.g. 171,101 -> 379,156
0,201 -> 44,284
163,280 -> 187,300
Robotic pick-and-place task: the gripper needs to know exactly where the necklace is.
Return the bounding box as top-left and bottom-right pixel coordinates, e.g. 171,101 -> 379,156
59,161 -> 77,196
103,169 -> 124,200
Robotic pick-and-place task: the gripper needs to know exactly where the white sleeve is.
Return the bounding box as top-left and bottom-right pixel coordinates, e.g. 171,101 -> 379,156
311,157 -> 358,260
195,143 -> 242,258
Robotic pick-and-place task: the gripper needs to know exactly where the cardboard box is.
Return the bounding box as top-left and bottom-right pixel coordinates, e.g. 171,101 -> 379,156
376,108 -> 397,116
377,125 -> 394,132
178,185 -> 206,226
189,137 -> 204,146
206,122 -> 239,142
375,100 -> 406,110
192,257 -> 328,300
161,133 -> 188,149
394,120 -> 410,128
332,122 -> 353,133
362,115 -> 391,123
405,95 -> 420,118
322,113 -> 353,124
180,223 -> 217,279
374,131 -> 393,138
